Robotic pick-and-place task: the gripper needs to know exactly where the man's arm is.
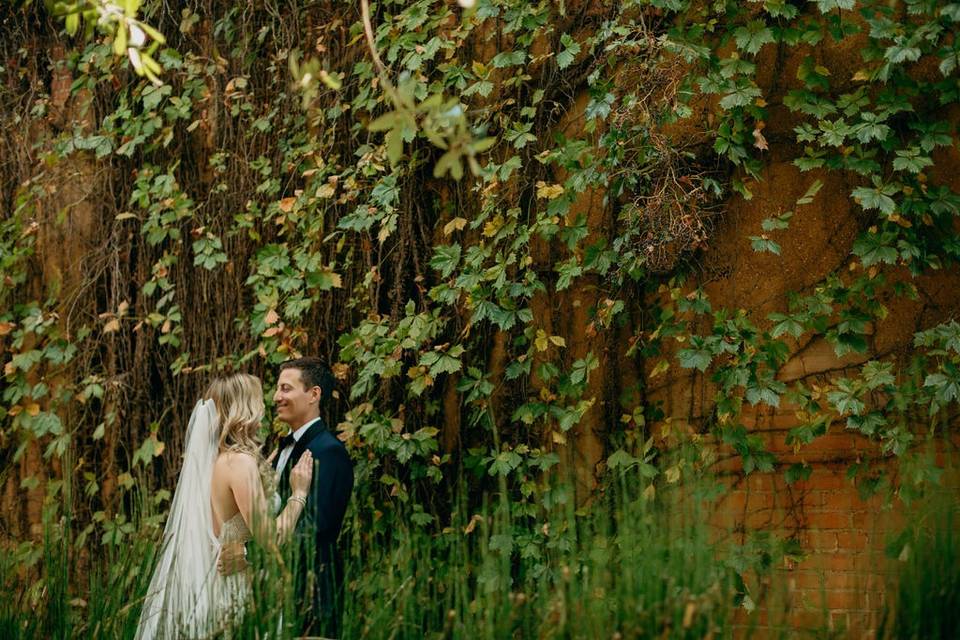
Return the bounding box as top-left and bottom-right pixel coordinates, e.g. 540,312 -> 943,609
304,443 -> 353,544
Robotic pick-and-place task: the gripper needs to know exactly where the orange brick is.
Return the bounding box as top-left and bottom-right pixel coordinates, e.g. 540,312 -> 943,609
788,609 -> 828,629
791,570 -> 871,591
805,530 -> 839,552
818,489 -> 860,511
718,491 -> 747,511
824,554 -> 857,572
805,433 -> 863,452
747,473 -> 777,492
825,589 -> 866,610
836,530 -> 869,550
810,511 -> 852,529
806,472 -> 850,490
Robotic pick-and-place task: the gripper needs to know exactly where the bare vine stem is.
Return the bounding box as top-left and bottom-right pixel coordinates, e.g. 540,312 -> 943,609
359,0 -> 399,103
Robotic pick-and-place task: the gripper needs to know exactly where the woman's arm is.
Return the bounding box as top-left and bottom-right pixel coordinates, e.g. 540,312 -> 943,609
229,451 -> 314,548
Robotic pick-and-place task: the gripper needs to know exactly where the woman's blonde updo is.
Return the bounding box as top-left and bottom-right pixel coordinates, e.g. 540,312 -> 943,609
204,373 -> 265,455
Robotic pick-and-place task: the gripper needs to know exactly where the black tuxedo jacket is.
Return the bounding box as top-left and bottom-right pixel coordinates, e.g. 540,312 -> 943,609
274,418 -> 353,633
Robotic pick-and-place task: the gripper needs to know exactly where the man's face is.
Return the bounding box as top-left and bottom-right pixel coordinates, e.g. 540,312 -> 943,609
273,368 -> 320,428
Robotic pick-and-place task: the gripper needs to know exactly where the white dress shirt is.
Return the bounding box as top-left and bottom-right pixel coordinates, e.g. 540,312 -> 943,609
275,417 -> 321,476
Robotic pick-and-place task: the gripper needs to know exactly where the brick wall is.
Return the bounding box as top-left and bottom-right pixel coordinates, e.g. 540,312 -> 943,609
705,402 -> 946,639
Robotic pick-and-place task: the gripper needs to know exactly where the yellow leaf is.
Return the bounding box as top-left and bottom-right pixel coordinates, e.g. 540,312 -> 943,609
103,318 -> 121,334
536,181 -> 565,200
852,69 -> 871,82
650,359 -> 670,379
26,403 -> 40,417
548,335 -> 566,348
814,64 -> 830,76
482,214 -> 503,237
535,329 -> 549,352
0,322 -> 15,336
278,197 -> 296,212
264,309 -> 280,326
551,430 -> 567,445
665,465 -> 681,483
117,472 -> 135,489
642,484 -> 656,501
443,217 -> 468,235
316,183 -> 336,198
463,513 -> 484,534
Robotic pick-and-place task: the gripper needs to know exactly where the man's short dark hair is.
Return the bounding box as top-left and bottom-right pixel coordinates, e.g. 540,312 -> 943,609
280,357 -> 335,403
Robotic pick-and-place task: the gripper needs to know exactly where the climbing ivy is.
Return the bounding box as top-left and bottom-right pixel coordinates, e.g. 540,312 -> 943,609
1,0 -> 958,560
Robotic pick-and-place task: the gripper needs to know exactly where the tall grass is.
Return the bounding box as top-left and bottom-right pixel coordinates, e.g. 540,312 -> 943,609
879,488 -> 960,640
336,470 -> 783,639
2,466 -> 792,639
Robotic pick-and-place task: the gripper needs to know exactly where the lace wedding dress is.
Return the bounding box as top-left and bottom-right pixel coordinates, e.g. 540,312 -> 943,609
209,513 -> 252,626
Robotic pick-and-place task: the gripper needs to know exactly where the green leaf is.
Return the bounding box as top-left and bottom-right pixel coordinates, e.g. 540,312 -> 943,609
750,236 -> 782,255
852,230 -> 899,266
557,33 -> 581,69
719,81 -> 762,110
606,449 -> 639,470
846,412 -> 886,435
733,20 -> 776,55
433,149 -> 464,180
813,0 -> 855,12
420,350 -> 462,377
892,148 -> 933,174
677,342 -> 712,371
851,185 -> 898,214
429,244 -> 461,278
785,463 -> 813,484
385,127 -> 404,165
885,41 -> 921,65
368,111 -> 401,132
827,379 -> 865,415
768,312 -> 805,338
491,50 -> 526,68
488,450 -> 523,476
796,180 -> 823,205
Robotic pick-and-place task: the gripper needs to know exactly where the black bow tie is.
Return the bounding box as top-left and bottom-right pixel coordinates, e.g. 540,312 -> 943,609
278,432 -> 296,451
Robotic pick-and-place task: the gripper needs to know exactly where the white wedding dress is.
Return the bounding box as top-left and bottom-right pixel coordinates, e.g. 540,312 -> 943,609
209,512 -> 252,623
135,400 -> 253,639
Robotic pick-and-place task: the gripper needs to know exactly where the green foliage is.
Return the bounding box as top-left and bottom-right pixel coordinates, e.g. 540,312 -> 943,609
3,0 -> 959,632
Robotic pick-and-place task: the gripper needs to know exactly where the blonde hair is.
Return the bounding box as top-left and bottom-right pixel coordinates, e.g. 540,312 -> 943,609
204,373 -> 265,455
205,373 -> 275,495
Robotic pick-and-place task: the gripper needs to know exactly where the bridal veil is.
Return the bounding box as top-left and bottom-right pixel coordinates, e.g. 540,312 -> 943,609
135,399 -> 221,639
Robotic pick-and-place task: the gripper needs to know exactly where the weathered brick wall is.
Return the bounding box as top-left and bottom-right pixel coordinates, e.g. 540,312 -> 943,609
645,149 -> 960,637
710,413 -> 898,638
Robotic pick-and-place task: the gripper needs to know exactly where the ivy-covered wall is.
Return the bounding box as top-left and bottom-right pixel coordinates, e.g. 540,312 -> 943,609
2,0 -> 960,635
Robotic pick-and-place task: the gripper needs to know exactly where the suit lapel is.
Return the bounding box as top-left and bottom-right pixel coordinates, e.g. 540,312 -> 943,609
278,418 -> 327,497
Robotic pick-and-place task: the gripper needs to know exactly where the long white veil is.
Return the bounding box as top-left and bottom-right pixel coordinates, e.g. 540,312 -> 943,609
135,399 -> 221,639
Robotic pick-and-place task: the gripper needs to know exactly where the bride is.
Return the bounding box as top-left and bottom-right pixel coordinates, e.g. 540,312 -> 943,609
135,373 -> 314,639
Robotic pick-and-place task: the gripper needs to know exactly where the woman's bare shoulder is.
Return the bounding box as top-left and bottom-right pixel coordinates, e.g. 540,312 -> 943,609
215,450 -> 259,474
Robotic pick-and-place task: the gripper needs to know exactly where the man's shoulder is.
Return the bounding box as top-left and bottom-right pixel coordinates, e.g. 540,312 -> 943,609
304,428 -> 348,454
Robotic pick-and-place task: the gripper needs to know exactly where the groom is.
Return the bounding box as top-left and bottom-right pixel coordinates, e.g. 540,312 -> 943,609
222,357 -> 354,637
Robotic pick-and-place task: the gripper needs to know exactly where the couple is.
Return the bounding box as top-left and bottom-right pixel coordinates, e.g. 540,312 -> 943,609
135,357 -> 354,639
